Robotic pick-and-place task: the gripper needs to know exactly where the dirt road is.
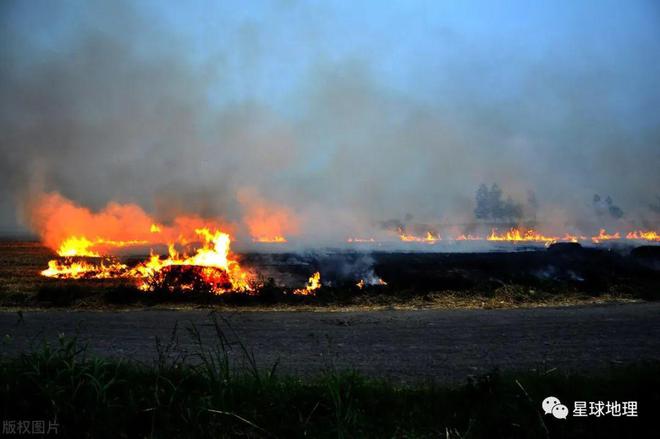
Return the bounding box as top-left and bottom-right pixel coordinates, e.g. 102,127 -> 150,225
2,303 -> 660,382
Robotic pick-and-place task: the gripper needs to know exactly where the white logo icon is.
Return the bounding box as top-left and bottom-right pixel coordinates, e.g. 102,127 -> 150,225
552,404 -> 569,419
542,396 -> 561,415
542,396 -> 568,419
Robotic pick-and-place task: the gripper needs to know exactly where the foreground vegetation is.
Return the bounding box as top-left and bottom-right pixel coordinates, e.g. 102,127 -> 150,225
1,321 -> 658,438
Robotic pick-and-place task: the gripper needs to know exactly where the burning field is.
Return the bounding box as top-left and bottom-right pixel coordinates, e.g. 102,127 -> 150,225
0,190 -> 656,310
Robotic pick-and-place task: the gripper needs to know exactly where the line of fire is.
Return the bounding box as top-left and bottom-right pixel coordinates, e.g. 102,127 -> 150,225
29,189 -> 659,295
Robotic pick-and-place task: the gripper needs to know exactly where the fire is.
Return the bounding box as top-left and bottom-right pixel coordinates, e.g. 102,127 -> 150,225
27,191 -> 660,296
41,258 -> 129,279
56,236 -> 148,257
29,192 -> 237,255
591,229 -> 621,243
293,272 -> 321,295
42,228 -> 251,293
559,233 -> 583,243
625,230 -> 660,242
347,227 -> 660,244
253,236 -> 287,243
31,192 -> 251,293
399,231 -> 440,243
356,277 -> 387,289
57,236 -> 99,257
487,228 -> 558,243
132,228 -> 250,292
237,188 -> 299,244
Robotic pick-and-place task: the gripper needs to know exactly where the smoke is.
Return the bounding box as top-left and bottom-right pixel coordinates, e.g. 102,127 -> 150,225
592,194 -> 624,220
1,1 -> 659,242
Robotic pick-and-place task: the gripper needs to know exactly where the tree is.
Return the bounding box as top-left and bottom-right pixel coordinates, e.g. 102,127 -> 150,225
474,184 -> 490,219
474,183 -> 523,221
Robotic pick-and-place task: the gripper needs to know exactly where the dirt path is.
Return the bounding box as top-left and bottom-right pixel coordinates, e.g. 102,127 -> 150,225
2,303 -> 660,382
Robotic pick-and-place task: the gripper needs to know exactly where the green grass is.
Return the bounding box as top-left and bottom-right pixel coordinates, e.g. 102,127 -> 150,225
1,318 -> 658,438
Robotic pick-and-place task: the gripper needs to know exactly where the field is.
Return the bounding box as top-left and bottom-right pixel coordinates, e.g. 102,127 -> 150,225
1,240 -> 658,309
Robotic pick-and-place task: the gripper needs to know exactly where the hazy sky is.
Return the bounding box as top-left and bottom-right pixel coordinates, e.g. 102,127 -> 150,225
1,0 -> 659,238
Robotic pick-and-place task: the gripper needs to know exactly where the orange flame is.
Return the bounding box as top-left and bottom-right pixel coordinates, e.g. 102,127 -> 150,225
293,272 -> 321,295
399,231 -> 440,243
42,228 -> 251,293
56,236 -> 149,257
238,188 -> 298,244
32,193 -> 250,293
348,228 -> 660,244
253,236 -> 287,243
487,228 -> 558,243
40,258 -> 129,279
625,230 -> 660,242
356,277 -> 387,289
131,228 -> 250,292
591,229 -> 621,243
29,192 -> 235,255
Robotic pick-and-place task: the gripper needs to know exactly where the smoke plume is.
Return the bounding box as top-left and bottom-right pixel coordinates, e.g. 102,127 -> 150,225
1,1 -> 659,242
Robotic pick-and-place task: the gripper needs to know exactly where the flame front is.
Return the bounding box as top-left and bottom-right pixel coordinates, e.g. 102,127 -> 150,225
57,236 -> 149,257
399,231 -> 440,243
41,258 -> 128,279
591,229 -> 621,243
356,277 -> 387,289
253,236 -> 287,243
348,227 -> 660,244
238,187 -> 298,244
131,228 -> 250,292
625,230 -> 660,242
42,228 -> 250,293
487,228 -> 558,243
293,272 -> 321,295
40,210 -> 251,293
30,192 -> 660,295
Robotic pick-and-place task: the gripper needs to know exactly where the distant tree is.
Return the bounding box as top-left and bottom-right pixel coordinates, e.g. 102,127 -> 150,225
488,184 -> 504,219
474,184 -> 490,219
609,205 -> 624,219
474,183 -> 522,221
593,193 -> 624,219
500,196 -> 523,221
